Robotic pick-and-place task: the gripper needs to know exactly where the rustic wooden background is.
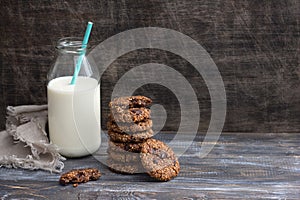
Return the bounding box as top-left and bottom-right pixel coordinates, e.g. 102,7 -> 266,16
0,0 -> 299,132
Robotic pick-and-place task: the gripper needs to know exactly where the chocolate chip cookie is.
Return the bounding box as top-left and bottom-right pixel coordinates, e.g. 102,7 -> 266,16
108,140 -> 144,153
107,158 -> 144,174
107,129 -> 154,143
109,96 -> 152,110
110,107 -> 151,123
107,119 -> 153,133
107,149 -> 141,163
140,139 -> 180,181
59,168 -> 101,187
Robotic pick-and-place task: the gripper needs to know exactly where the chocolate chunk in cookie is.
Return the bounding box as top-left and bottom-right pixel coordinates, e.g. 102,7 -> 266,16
107,119 -> 153,133
107,129 -> 153,143
110,107 -> 151,123
108,140 -> 144,153
140,139 -> 180,181
109,96 -> 152,110
107,158 -> 144,174
59,168 -> 101,187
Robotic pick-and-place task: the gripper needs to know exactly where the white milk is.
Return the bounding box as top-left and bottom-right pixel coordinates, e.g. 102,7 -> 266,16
47,76 -> 100,157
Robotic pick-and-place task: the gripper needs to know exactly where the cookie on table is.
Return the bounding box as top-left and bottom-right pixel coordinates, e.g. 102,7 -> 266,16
107,129 -> 154,143
59,168 -> 101,187
107,148 -> 141,163
107,158 -> 144,174
109,96 -> 152,110
140,138 -> 180,181
107,119 -> 153,133
110,107 -> 151,123
108,140 -> 143,153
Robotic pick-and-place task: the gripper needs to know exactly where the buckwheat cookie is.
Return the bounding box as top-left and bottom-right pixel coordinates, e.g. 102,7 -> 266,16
108,140 -> 144,153
140,139 -> 180,181
107,119 -> 153,133
107,129 -> 154,143
59,168 -> 101,187
109,96 -> 152,110
107,158 -> 144,174
110,107 -> 151,123
107,149 -> 141,163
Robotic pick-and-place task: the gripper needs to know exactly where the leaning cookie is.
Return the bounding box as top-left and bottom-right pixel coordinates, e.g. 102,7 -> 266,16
110,107 -> 151,123
109,96 -> 152,110
107,119 -> 153,133
107,158 -> 144,174
140,138 -> 180,181
107,129 -> 153,143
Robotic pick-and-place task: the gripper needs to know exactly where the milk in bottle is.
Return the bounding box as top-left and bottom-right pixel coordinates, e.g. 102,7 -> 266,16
47,37 -> 101,157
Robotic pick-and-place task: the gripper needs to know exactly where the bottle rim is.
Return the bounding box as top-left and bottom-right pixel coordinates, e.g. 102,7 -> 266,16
55,37 -> 87,54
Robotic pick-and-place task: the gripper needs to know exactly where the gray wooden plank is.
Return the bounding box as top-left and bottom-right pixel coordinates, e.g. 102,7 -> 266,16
0,132 -> 299,199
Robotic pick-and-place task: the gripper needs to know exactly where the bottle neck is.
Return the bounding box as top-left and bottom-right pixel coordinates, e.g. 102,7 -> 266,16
56,37 -> 87,55
48,37 -> 99,83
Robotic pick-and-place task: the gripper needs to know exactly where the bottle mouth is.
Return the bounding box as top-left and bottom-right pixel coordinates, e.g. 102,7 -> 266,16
56,37 -> 86,54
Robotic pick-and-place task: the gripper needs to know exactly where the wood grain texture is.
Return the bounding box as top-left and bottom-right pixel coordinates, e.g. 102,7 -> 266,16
0,0 -> 299,132
0,132 -> 299,199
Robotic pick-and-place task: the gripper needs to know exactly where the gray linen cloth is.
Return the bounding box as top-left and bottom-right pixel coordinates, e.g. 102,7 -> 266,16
0,105 -> 65,173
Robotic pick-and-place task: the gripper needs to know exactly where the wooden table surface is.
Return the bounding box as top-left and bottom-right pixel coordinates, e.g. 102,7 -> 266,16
0,132 -> 299,199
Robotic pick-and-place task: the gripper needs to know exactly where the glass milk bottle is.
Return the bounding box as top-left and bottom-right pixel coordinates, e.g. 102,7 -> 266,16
47,37 -> 101,158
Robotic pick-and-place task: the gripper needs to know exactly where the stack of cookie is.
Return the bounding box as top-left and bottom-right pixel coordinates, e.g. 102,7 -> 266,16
106,96 -> 154,174
107,96 -> 180,181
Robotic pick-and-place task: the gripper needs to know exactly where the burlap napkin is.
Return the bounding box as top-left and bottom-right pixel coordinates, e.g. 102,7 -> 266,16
0,105 -> 65,173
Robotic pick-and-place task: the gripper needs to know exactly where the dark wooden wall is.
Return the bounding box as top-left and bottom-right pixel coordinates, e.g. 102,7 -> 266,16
0,0 -> 299,132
